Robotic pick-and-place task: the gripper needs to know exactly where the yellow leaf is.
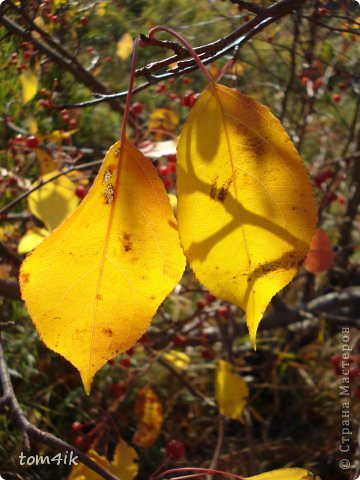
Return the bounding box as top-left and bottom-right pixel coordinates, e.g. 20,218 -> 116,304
215,359 -> 248,420
162,350 -> 190,371
28,171 -> 79,231
133,386 -> 163,448
20,69 -> 38,104
20,140 -> 186,393
148,108 -> 179,134
18,227 -> 49,255
35,148 -> 57,175
68,439 -> 139,480
28,116 -> 38,135
168,193 -> 177,213
246,468 -> 320,479
177,84 -> 317,346
116,33 -> 134,60
40,129 -> 78,142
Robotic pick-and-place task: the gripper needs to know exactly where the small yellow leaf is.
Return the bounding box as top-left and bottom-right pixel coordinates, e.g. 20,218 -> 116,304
28,171 -> 79,231
245,468 -> 320,480
116,33 -> 134,60
20,69 -> 38,104
40,129 -> 78,142
28,116 -> 38,135
20,140 -> 186,393
18,227 -> 49,255
177,84 -> 317,346
68,439 -> 139,480
35,148 -> 57,175
133,386 -> 163,448
215,359 -> 248,421
148,108 -> 179,134
162,350 -> 190,371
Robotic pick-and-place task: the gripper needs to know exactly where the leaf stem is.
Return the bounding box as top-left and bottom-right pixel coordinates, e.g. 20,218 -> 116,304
148,26 -> 214,86
120,38 -> 139,142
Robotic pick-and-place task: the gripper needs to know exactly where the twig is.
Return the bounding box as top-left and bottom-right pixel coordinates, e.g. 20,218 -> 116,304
207,416 -> 225,479
0,160 -> 101,216
0,336 -> 120,480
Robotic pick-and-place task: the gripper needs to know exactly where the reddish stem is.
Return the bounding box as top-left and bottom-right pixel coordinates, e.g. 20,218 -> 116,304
148,26 -> 214,86
120,38 -> 139,142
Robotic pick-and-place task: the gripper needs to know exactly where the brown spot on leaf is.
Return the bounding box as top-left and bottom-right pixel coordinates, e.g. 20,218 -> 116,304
20,272 -> 30,284
217,177 -> 233,203
102,328 -> 113,337
96,294 -> 103,300
123,232 -> 133,252
210,176 -> 218,199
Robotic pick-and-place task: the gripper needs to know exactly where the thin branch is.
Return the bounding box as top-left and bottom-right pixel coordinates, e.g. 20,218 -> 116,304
0,336 -> 120,480
0,160 -> 101,216
57,0 -> 306,109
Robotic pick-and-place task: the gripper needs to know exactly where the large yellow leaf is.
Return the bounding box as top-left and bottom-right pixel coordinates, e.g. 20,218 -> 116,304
20,69 -> 38,104
246,468 -> 320,479
28,171 -> 79,231
116,32 -> 134,60
177,84 -> 317,345
215,359 -> 248,421
35,148 -> 57,175
133,386 -> 163,448
68,439 -> 139,480
20,140 -> 185,393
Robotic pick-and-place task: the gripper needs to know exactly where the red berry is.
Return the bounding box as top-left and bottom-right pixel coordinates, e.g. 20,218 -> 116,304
51,15 -> 59,24
14,134 -> 24,144
164,179 -> 174,191
197,300 -> 206,310
23,50 -> 32,59
168,154 -> 177,163
182,77 -> 191,85
166,439 -> 185,460
205,293 -> 217,303
318,7 -> 328,15
314,78 -> 324,90
156,82 -> 166,93
79,16 -> 89,26
159,165 -> 169,176
217,305 -> 229,317
131,102 -> 143,115
314,168 -> 333,187
120,358 -> 131,368
173,335 -> 186,346
138,333 -> 150,344
332,94 -> 341,103
202,349 -> 215,360
21,41 -> 31,49
72,421 -> 83,432
331,353 -> 341,368
75,186 -> 88,199
26,136 -> 39,148
86,46 -> 94,53
349,367 -> 359,381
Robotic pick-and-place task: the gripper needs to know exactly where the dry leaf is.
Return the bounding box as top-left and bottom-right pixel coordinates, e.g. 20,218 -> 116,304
215,359 -> 248,421
133,386 -> 163,448
20,140 -> 185,393
20,69 -> 38,104
246,468 -> 320,480
68,439 -> 139,480
116,32 -> 134,60
177,84 -> 317,345
305,228 -> 334,273
28,171 -> 79,231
